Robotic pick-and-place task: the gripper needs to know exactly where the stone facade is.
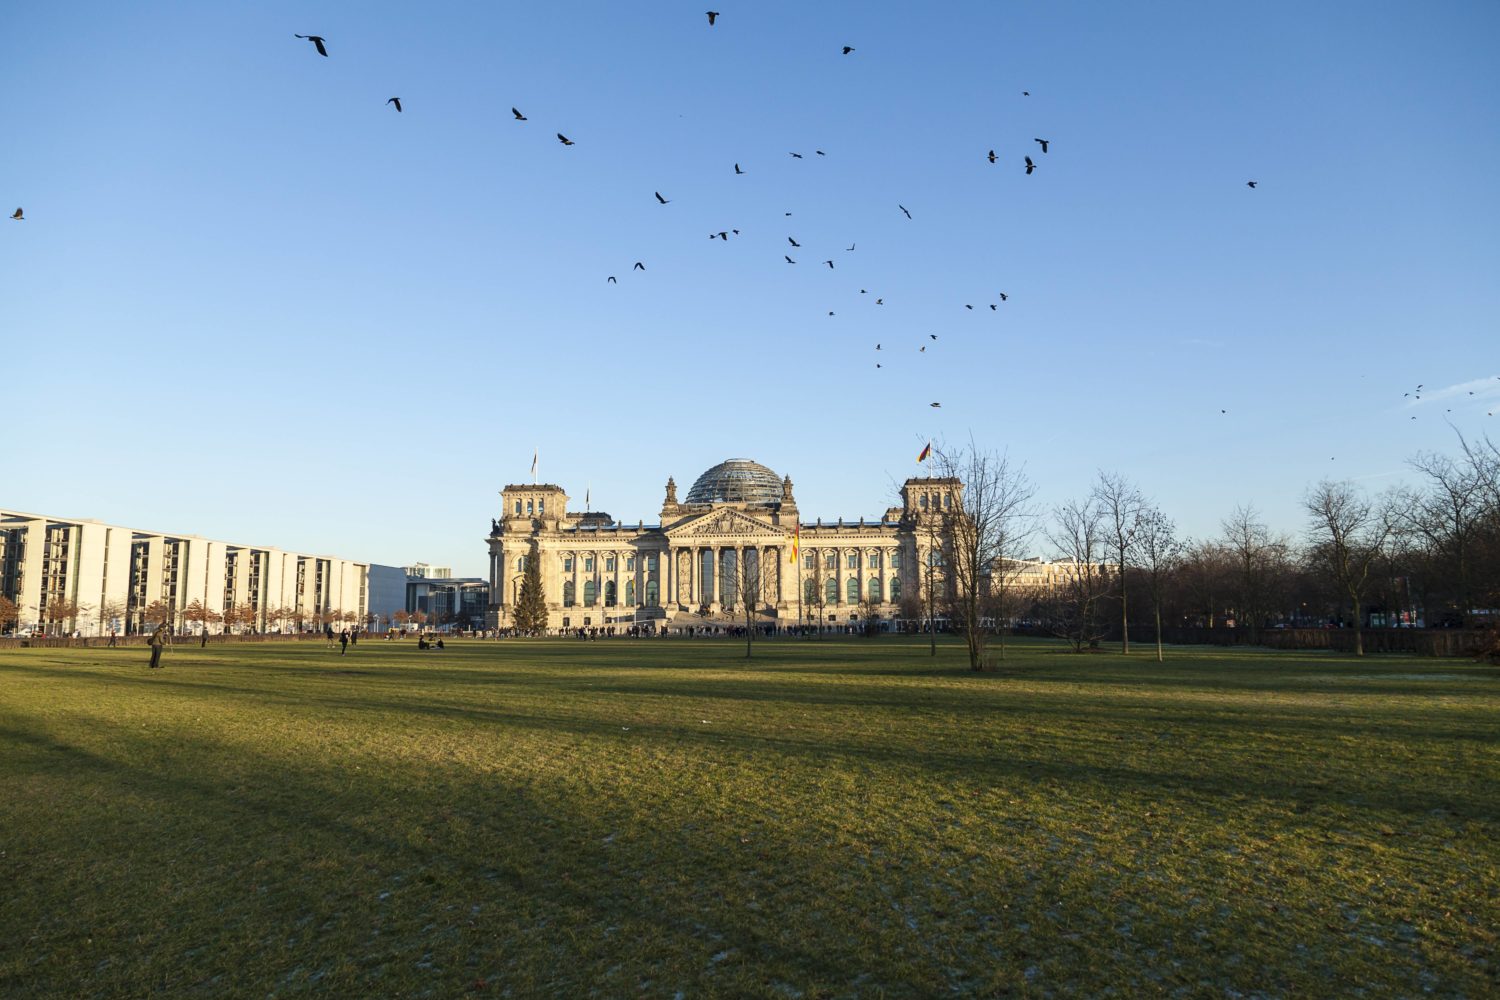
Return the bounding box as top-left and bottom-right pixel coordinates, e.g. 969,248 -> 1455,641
485,459 -> 964,631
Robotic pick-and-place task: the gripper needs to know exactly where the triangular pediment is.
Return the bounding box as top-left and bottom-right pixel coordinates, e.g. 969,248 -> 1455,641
665,508 -> 785,541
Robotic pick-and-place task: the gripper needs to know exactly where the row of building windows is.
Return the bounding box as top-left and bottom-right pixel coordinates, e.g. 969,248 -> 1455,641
918,492 -> 954,511
802,550 -> 905,571
803,577 -> 904,604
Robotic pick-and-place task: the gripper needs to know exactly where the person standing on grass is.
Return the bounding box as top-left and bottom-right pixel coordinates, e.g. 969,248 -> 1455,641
339,630 -> 350,655
148,623 -> 169,668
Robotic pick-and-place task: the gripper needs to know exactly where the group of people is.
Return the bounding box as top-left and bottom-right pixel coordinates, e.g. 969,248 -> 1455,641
324,625 -> 360,655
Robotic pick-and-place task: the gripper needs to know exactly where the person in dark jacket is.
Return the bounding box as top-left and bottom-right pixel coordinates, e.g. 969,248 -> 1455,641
148,623 -> 169,668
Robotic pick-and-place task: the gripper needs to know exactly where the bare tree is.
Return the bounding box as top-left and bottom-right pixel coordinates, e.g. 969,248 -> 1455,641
42,597 -> 82,636
1304,481 -> 1395,656
731,547 -> 776,658
930,443 -> 1036,668
1135,505 -> 1183,662
98,599 -> 127,637
1220,505 -> 1292,638
1093,471 -> 1146,653
802,552 -> 830,636
1398,451 -> 1489,628
1046,497 -> 1112,652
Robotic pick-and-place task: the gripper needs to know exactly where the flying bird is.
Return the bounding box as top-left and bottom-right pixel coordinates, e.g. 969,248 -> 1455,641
987,150 -> 997,163
294,34 -> 328,56
790,152 -> 803,159
1024,156 -> 1036,175
557,133 -> 575,145
607,276 -> 617,283
999,292 -> 1008,301
788,237 -> 800,247
655,191 -> 669,204
511,107 -> 527,121
714,232 -> 728,240
920,346 -> 926,352
876,364 -> 882,369
990,304 -> 996,311
734,163 -> 744,174
815,150 -> 826,156
930,402 -> 941,408
785,256 -> 796,263
846,243 -> 855,251
9,208 -> 21,221
824,260 -> 834,268
875,298 -> 883,305
1247,181 -> 1257,188
706,11 -> 719,25
965,305 -> 973,310
875,344 -> 881,350
898,205 -> 911,219
842,46 -> 855,54
929,334 -> 938,340
1034,138 -> 1049,153
387,97 -> 402,112
1022,90 -> 1030,96
633,262 -> 645,270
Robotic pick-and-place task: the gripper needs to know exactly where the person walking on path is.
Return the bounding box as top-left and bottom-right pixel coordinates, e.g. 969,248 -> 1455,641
339,630 -> 350,655
148,623 -> 169,668
325,624 -> 335,648
107,629 -> 118,647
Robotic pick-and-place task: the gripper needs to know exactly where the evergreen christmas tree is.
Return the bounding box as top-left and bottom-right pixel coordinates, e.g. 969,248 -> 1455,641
512,548 -> 548,635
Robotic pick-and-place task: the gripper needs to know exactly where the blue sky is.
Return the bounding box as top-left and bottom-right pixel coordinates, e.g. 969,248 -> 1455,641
4,1 -> 1498,575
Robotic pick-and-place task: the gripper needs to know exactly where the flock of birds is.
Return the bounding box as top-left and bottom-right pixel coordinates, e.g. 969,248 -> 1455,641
21,13 -> 1487,428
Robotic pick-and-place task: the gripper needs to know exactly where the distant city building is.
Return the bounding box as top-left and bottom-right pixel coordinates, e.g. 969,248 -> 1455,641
404,563 -> 453,580
367,564 -> 408,631
406,575 -> 489,628
0,509 -> 367,636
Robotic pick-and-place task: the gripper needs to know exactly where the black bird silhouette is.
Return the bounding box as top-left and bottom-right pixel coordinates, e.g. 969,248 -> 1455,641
920,346 -> 926,352
824,260 -> 834,268
842,46 -> 855,54
511,107 -> 527,121
875,298 -> 883,305
633,262 -> 645,270
9,208 -> 21,221
734,163 -> 743,174
1024,156 -> 1036,175
785,256 -> 796,263
607,276 -> 617,283
989,304 -> 996,310
898,205 -> 911,219
987,149 -> 997,163
876,364 -> 882,368
294,34 -> 328,56
876,344 -> 881,350
999,292 -> 1008,301
790,152 -> 803,159
1022,90 -> 1030,96
387,97 -> 402,112
1221,409 -> 1227,414
1246,181 -> 1257,188
860,289 -> 867,294
930,334 -> 938,340
930,402 -> 941,408
706,11 -> 719,25
655,192 -> 669,204
965,305 -> 973,310
788,237 -> 800,247
1034,138 -> 1049,153
557,133 -> 575,145
815,150 -> 825,156
714,232 -> 728,240
846,243 -> 855,251
828,312 -> 834,316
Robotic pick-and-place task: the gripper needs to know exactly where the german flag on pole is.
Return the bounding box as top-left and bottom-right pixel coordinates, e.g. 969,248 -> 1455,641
917,440 -> 932,463
789,523 -> 800,564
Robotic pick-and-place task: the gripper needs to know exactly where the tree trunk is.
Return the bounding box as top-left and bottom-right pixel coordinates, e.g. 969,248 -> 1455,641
1350,590 -> 1364,656
1120,567 -> 1129,654
1155,604 -> 1163,663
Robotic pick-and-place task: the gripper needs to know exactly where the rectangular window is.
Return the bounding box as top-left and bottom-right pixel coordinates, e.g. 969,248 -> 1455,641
605,557 -> 616,572
626,556 -> 636,571
846,554 -> 857,570
804,555 -> 814,569
585,557 -> 595,572
564,557 -> 574,572
891,551 -> 903,569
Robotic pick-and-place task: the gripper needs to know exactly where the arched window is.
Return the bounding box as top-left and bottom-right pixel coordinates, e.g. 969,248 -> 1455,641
538,499 -> 545,514
626,579 -> 636,606
868,578 -> 882,602
563,581 -> 575,606
889,578 -> 902,602
645,580 -> 659,606
584,581 -> 597,606
847,578 -> 860,603
604,581 -> 617,606
804,579 -> 818,604
826,578 -> 838,605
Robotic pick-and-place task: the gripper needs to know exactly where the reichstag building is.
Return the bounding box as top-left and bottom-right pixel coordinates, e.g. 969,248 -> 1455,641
485,458 -> 960,631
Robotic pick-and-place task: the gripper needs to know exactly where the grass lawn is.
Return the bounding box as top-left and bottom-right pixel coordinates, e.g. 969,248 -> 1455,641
1,636 -> 1496,998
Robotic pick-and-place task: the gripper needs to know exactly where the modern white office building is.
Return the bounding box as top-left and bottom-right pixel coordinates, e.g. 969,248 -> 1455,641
0,508 -> 368,636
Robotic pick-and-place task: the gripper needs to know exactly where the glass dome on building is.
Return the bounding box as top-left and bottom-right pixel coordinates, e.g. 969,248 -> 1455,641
686,458 -> 783,506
